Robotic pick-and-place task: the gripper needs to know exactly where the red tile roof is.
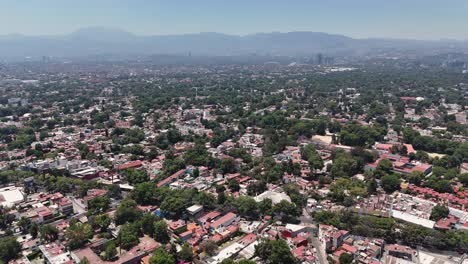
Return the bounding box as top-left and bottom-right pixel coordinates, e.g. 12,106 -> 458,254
341,244 -> 358,254
210,212 -> 236,229
118,160 -> 142,170
157,169 -> 185,187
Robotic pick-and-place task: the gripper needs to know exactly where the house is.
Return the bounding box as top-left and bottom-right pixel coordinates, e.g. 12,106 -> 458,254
318,224 -> 349,251
118,160 -> 142,170
39,243 -> 73,264
197,211 -> 222,226
179,229 -> 194,242
209,212 -> 238,230
186,204 -> 204,219
375,143 -> 415,155
365,153 -> 432,175
58,198 -> 74,215
340,243 -> 358,256
434,215 -> 458,230
157,169 -> 186,187
36,206 -> 54,223
386,244 -> 416,261
292,236 -> 309,247
282,224 -> 310,238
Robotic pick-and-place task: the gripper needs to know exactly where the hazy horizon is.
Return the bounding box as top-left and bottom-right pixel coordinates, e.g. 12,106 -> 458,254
1,0 -> 468,40
1,26 -> 467,42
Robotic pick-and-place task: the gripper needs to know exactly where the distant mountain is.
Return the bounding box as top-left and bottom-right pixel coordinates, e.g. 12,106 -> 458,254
0,27 -> 467,60
67,27 -> 136,42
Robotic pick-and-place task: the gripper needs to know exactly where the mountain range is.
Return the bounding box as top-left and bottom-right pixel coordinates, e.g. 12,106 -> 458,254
0,27 -> 467,60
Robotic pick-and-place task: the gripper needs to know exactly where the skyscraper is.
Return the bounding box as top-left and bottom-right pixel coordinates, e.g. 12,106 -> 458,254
316,53 -> 323,65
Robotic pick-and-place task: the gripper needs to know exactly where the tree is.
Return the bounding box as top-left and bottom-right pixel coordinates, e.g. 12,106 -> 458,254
234,196 -> 259,219
17,216 -> 31,234
103,242 -> 117,261
380,174 -> 401,193
123,169 -> 149,185
66,222 -> 93,249
258,198 -> 273,216
153,220 -> 170,244
160,194 -> 190,219
432,166 -> 447,177
192,168 -> 200,178
132,182 -> 159,205
117,224 -> 139,250
149,248 -> 176,264
217,192 -> 227,205
106,184 -> 122,199
93,214 -> 112,232
29,222 -> 39,238
196,192 -> 216,210
87,196 -> 110,215
432,180 -> 453,193
237,260 -> 256,264
367,178 -> 378,195
459,173 -> 468,187
167,129 -> 182,144
376,159 -> 393,175
0,236 -> 21,263
255,238 -> 298,264
330,152 -> 359,178
200,240 -> 218,256
247,181 -> 267,196
339,253 -> 354,264
40,224 -> 59,242
114,199 -> 142,225
273,200 -> 300,219
184,143 -> 210,166
138,213 -> 159,235
301,144 -> 324,172
430,205 -> 450,221
227,178 -> 240,192
220,158 -> 237,174
313,211 -> 341,227
179,243 -> 193,262
79,257 -> 90,264
407,171 -> 425,186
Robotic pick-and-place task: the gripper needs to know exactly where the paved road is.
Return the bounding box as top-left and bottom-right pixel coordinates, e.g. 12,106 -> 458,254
311,237 -> 328,264
300,208 -> 314,224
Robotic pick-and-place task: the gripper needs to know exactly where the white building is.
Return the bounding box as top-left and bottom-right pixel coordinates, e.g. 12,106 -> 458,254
0,186 -> 25,208
254,190 -> 291,205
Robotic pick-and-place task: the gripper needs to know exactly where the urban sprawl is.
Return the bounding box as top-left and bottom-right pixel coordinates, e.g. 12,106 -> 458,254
0,60 -> 467,264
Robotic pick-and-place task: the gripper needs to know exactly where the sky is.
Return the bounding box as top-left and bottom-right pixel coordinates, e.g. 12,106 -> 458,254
0,0 -> 467,40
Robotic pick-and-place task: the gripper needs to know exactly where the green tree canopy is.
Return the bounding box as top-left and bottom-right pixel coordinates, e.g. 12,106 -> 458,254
40,224 -> 59,242
66,222 -> 93,249
149,248 -> 176,264
255,238 -> 298,264
430,205 -> 450,221
117,224 -> 140,250
381,174 -> 401,193
153,220 -> 170,244
339,252 -> 354,264
114,199 -> 142,225
0,236 -> 21,263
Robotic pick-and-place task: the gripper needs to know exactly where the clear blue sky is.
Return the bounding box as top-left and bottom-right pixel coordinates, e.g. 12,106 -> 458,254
1,0 -> 467,40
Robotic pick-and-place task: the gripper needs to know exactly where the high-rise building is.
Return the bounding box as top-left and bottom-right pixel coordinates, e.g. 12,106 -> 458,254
316,53 -> 323,65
